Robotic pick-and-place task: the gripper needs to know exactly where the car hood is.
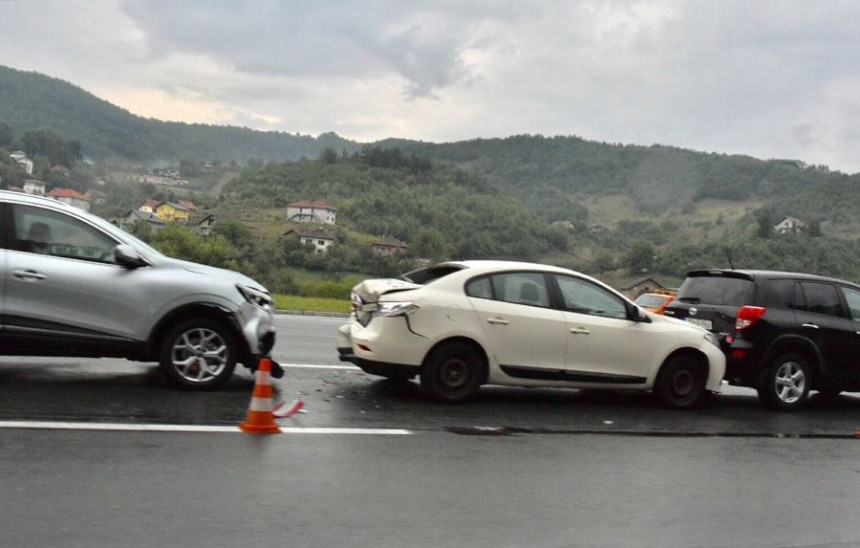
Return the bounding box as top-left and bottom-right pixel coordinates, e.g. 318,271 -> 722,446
169,258 -> 262,289
653,311 -> 708,333
351,278 -> 423,303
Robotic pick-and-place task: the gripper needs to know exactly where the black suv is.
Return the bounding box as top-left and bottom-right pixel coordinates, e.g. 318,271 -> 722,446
665,270 -> 860,411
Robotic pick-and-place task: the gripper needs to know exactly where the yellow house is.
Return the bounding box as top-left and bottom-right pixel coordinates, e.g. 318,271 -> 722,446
154,202 -> 190,223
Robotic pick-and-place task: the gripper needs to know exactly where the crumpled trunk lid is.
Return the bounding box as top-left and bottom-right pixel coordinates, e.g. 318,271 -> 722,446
351,278 -> 422,324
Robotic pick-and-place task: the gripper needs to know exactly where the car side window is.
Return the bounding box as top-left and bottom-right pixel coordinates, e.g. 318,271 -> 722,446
841,286 -> 860,321
799,282 -> 844,317
489,272 -> 550,308
555,275 -> 628,319
12,204 -> 117,264
760,279 -> 804,309
465,276 -> 493,299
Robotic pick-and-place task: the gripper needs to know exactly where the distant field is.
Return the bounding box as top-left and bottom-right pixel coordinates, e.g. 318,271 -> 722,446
274,294 -> 351,314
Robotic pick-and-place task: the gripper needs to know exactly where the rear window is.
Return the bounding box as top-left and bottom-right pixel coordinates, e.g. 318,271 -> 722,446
677,275 -> 752,306
401,264 -> 465,285
635,294 -> 668,308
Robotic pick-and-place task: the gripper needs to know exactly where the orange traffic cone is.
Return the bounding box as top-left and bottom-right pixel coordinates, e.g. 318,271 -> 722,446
239,358 -> 282,434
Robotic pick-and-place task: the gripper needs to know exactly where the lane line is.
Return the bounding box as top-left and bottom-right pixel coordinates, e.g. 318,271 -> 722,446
0,420 -> 412,435
275,363 -> 360,370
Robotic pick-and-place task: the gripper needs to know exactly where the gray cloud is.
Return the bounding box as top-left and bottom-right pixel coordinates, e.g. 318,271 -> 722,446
2,0 -> 860,172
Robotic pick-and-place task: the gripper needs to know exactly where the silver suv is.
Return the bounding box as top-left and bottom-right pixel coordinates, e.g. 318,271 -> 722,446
0,190 -> 276,390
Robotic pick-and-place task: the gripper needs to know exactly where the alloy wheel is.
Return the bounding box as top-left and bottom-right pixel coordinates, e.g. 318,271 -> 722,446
170,328 -> 229,384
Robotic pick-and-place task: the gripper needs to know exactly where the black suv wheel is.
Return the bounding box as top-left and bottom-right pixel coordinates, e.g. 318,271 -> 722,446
758,352 -> 811,411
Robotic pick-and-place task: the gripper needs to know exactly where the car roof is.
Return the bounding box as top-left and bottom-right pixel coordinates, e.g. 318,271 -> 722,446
0,189 -> 81,213
686,268 -> 859,288
444,259 -> 580,276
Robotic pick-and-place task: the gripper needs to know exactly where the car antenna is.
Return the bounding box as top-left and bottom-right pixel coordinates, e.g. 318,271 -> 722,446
725,247 -> 735,270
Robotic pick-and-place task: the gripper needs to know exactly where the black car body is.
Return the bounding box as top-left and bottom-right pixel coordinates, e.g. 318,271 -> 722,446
665,269 -> 860,410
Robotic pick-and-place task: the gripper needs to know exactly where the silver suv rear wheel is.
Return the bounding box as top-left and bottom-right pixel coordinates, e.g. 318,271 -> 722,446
159,319 -> 237,390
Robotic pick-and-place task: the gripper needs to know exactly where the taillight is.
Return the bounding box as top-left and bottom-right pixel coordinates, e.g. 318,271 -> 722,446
735,306 -> 766,331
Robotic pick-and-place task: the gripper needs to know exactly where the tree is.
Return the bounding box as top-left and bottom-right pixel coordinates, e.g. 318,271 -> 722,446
622,241 -> 654,274
319,147 -> 338,164
0,123 -> 12,147
755,210 -> 773,239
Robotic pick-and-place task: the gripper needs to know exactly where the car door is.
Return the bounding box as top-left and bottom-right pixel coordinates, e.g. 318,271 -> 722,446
838,285 -> 860,377
796,281 -> 857,379
552,274 -> 650,384
3,203 -> 146,356
465,272 -> 567,374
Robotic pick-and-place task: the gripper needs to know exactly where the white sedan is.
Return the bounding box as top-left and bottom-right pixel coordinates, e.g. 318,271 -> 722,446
337,261 -> 725,409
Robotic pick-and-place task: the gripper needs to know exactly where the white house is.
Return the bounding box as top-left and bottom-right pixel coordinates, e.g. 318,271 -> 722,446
284,228 -> 335,254
9,151 -> 33,175
23,179 -> 46,196
47,188 -> 92,212
286,200 -> 337,225
774,217 -> 807,234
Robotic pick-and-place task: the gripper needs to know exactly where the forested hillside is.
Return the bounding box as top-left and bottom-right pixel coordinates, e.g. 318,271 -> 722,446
5,65 -> 860,286
389,135 -> 860,233
0,65 -> 359,163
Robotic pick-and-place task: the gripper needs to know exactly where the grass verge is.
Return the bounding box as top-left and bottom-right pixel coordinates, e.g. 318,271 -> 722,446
274,294 -> 351,314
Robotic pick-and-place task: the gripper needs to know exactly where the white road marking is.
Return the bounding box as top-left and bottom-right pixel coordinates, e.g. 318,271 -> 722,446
0,421 -> 412,435
275,363 -> 360,370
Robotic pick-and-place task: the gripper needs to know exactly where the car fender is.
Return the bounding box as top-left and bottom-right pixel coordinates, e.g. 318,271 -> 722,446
761,334 -> 823,374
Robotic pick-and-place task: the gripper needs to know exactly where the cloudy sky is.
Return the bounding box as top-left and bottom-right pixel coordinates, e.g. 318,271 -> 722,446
2,0 -> 860,172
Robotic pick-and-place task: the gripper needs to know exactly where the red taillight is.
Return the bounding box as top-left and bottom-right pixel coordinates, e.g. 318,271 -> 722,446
735,306 -> 766,331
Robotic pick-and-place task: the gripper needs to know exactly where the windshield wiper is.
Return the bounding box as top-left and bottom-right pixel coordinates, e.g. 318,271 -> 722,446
679,297 -> 700,304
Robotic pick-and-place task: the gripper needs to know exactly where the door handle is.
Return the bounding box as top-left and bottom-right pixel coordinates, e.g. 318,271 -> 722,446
569,327 -> 590,335
487,317 -> 509,326
802,323 -> 819,330
12,269 -> 46,281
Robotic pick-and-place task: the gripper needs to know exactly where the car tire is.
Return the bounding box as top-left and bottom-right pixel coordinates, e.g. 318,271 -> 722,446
159,319 -> 238,391
654,355 -> 707,410
420,343 -> 483,403
757,352 -> 811,411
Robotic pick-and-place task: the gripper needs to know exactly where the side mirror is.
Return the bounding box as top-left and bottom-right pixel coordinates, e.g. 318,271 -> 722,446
628,304 -> 652,323
115,244 -> 149,269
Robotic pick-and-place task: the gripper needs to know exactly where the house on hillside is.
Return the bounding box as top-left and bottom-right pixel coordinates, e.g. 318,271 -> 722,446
619,277 -> 665,299
154,202 -> 190,223
284,227 -> 335,253
198,214 -> 217,236
774,216 -> 807,235
114,210 -> 166,233
138,199 -> 160,214
47,188 -> 91,212
286,200 -> 337,225
23,179 -> 46,196
372,236 -> 409,257
9,151 -> 33,175
178,200 -> 198,214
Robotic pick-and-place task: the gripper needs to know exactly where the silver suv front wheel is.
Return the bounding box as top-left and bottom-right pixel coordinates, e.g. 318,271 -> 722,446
159,319 -> 237,390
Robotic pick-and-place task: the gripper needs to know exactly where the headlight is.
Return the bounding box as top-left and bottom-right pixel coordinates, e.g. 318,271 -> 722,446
376,301 -> 420,317
237,284 -> 273,310
704,332 -> 721,348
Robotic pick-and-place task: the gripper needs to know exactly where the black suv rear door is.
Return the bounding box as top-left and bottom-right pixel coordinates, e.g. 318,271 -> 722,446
796,281 -> 857,379
665,271 -> 753,336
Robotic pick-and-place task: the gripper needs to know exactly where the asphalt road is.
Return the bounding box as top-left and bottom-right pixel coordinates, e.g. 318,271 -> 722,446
2,315 -> 860,547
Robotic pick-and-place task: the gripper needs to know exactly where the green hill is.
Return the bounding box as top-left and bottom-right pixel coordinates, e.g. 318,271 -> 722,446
0,65 -> 359,163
